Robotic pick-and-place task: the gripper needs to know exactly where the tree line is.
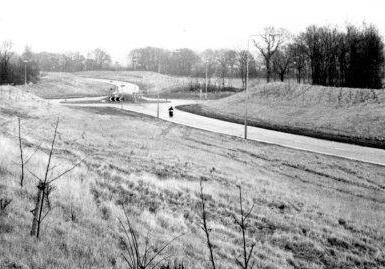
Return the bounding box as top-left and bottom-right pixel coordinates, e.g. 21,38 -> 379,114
0,44 -> 121,85
128,47 -> 260,88
1,22 -> 383,89
129,23 -> 384,89
32,48 -> 117,72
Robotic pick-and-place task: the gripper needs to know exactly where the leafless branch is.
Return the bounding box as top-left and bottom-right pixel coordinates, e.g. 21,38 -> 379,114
18,117 -> 25,186
199,178 -> 217,269
24,142 -> 43,165
233,185 -> 256,269
42,118 -> 60,185
118,206 -> 183,269
27,168 -> 42,182
49,158 -> 85,183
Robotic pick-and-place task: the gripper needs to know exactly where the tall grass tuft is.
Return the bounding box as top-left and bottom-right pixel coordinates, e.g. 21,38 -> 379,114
118,207 -> 184,269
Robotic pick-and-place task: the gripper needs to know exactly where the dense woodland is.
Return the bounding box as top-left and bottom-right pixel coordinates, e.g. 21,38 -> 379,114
302,24 -> 384,88
1,23 -> 384,88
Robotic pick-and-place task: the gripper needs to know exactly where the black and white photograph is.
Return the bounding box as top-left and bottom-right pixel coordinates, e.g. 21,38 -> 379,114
0,0 -> 384,268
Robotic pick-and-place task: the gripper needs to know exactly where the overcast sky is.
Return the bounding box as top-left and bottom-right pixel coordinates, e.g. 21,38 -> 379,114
1,0 -> 384,64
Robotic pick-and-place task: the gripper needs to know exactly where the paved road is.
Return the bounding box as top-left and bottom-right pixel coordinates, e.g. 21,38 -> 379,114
86,78 -> 140,95
58,79 -> 385,166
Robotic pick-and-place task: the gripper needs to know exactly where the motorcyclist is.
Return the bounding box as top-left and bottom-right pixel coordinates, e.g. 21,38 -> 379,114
168,106 -> 174,117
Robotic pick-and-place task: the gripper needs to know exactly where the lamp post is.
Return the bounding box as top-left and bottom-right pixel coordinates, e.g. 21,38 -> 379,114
23,60 -> 30,85
244,34 -> 258,139
199,75 -> 203,101
205,59 -> 208,100
157,57 -> 161,118
244,40 -> 250,139
157,92 -> 160,118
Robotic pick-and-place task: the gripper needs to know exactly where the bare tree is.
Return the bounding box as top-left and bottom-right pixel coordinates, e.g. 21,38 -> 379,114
288,36 -> 309,83
233,186 -> 256,269
201,49 -> 217,86
87,48 -> 112,70
199,179 -> 217,269
237,50 -> 256,90
225,50 -> 238,78
28,119 -> 84,238
253,27 -> 289,82
0,41 -> 14,83
272,46 -> 292,82
216,49 -> 238,88
238,50 -> 248,90
216,50 -> 229,88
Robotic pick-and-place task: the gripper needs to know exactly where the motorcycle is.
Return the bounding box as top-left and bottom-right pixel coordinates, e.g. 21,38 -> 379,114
168,107 -> 174,117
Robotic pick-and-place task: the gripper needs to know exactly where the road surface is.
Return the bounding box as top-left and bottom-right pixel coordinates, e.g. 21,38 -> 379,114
56,79 -> 385,166
86,78 -> 140,95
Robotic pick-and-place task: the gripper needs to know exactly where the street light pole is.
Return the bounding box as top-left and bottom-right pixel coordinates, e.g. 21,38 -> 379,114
205,60 -> 208,99
157,57 -> 160,118
157,92 -> 160,118
23,60 -> 29,85
244,39 -> 250,139
244,35 -> 258,139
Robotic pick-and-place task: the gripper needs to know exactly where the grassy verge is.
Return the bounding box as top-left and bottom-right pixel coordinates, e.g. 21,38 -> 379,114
178,82 -> 385,149
177,103 -> 385,149
25,72 -> 114,99
0,83 -> 384,268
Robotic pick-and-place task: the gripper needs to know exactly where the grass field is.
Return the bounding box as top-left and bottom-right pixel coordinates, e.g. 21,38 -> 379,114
0,79 -> 384,268
178,82 -> 385,148
24,72 -> 113,99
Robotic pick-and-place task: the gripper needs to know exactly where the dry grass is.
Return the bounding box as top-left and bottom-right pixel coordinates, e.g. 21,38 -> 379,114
24,72 -> 113,99
0,81 -> 384,268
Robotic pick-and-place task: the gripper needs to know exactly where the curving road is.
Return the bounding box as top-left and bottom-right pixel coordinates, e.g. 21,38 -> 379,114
58,79 -> 385,166
86,78 -> 140,95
